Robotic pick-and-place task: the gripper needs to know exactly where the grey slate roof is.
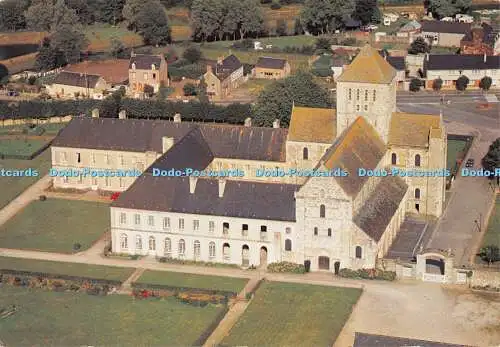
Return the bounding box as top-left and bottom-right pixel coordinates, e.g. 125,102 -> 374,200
112,175 -> 299,221
129,54 -> 162,70
353,176 -> 408,242
421,20 -> 471,34
53,71 -> 102,88
353,333 -> 473,347
208,54 -> 243,81
52,118 -> 288,162
386,56 -> 405,71
256,57 -> 287,69
424,54 -> 500,71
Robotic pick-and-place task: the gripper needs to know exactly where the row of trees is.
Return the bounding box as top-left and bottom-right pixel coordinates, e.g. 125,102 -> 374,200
410,75 -> 493,92
425,0 -> 472,19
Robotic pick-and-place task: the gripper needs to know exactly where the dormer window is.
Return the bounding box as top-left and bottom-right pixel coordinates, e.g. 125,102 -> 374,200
132,63 -> 136,70
151,64 -> 156,70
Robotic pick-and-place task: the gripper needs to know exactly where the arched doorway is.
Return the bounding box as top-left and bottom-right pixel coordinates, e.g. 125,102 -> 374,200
334,261 -> 340,275
426,256 -> 445,275
242,245 -> 250,267
318,256 -> 330,270
223,243 -> 230,262
260,246 -> 268,267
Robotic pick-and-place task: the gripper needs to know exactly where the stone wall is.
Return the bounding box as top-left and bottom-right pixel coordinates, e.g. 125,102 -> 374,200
470,268 -> 500,288
0,115 -> 73,127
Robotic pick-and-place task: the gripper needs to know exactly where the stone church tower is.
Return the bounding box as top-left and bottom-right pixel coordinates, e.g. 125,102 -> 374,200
335,45 -> 397,143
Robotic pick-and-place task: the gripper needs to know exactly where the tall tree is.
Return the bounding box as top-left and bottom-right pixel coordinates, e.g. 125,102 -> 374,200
408,37 -> 431,54
455,75 -> 469,91
191,0 -> 224,41
122,0 -> 144,30
479,76 -> 492,91
50,23 -> 88,63
301,0 -> 355,35
427,0 -> 471,19
93,0 -> 126,25
34,37 -> 67,71
67,0 -> 94,24
482,138 -> 500,175
353,0 -> 380,25
25,0 -> 80,31
0,0 -> 30,31
253,71 -> 333,127
135,1 -> 171,46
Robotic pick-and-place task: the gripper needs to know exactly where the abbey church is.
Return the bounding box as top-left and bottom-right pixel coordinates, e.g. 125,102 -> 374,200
51,45 -> 447,272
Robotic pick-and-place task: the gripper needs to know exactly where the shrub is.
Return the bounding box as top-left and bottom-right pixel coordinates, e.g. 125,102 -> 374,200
338,268 -> 396,281
39,195 -> 47,201
479,76 -> 492,91
183,83 -> 197,96
455,75 -> 469,91
340,38 -> 357,46
267,262 -> 306,274
270,1 -> 281,9
409,78 -> 422,92
304,260 -> 311,272
72,243 -> 82,251
432,78 -> 443,91
182,45 -> 202,64
130,254 -> 140,260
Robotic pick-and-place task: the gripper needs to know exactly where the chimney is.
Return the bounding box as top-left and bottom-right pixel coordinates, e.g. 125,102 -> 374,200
92,108 -> 99,118
173,113 -> 181,123
484,52 -> 487,63
162,136 -> 174,153
218,178 -> 226,198
189,176 -> 197,194
118,110 -> 126,119
244,117 -> 252,127
426,53 -> 429,61
273,119 -> 280,128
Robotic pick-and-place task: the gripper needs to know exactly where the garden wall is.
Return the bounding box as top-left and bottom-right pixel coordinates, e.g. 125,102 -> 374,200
470,268 -> 500,288
0,115 -> 72,127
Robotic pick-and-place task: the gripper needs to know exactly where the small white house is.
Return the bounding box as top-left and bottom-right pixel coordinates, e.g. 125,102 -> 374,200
383,13 -> 399,26
254,41 -> 264,50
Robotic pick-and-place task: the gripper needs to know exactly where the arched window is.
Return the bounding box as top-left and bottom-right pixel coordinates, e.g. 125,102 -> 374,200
328,228 -> 332,237
223,243 -> 230,260
364,105 -> 368,111
120,234 -> 128,249
136,236 -> 142,250
356,89 -> 360,100
209,241 -> 216,258
303,147 -> 309,160
355,246 -> 362,259
320,204 -> 326,218
148,236 -> 156,251
194,240 -> 200,258
164,238 -> 171,255
415,154 -> 421,167
178,239 -> 185,255
285,227 -> 291,234
415,188 -> 421,199
391,153 -> 397,165
364,90 -> 368,101
314,227 -> 318,236
356,104 -> 360,111
285,239 -> 292,251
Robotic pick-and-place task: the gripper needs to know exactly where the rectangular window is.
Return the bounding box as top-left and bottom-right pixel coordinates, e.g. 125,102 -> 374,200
120,156 -> 125,165
261,225 -> 267,232
134,214 -> 140,225
143,72 -> 148,80
179,218 -> 184,230
209,221 -> 215,233
242,224 -> 248,236
163,217 -> 170,230
152,73 -> 156,79
76,152 -> 81,163
120,213 -> 126,224
193,220 -> 199,231
148,216 -> 154,226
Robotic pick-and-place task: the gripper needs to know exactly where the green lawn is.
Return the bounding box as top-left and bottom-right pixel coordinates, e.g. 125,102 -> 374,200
0,257 -> 133,282
0,285 -> 224,346
0,199 -> 110,253
0,149 -> 51,209
135,270 -> 248,293
243,78 -> 274,96
0,123 -> 68,136
222,281 -> 362,347
203,35 -> 316,49
447,138 -> 469,171
0,138 -> 50,156
482,196 -> 500,248
84,23 -> 142,51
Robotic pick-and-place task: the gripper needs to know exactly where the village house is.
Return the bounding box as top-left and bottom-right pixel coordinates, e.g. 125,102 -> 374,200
253,57 -> 291,79
65,59 -> 129,88
51,45 -> 447,272
396,20 -> 422,41
203,55 -> 244,100
420,20 -> 472,47
423,53 -> 500,88
128,53 -> 169,98
47,71 -> 108,99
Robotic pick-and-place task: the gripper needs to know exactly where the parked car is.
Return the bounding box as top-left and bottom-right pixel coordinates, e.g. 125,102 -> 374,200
466,158 -> 474,168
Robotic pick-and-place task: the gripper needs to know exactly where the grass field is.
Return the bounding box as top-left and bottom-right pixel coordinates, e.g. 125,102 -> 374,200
0,199 -> 110,253
135,270 -> 248,293
0,123 -> 68,136
203,35 -> 316,49
221,281 -> 362,347
85,24 -> 142,51
0,138 -> 50,156
482,196 -> 500,248
447,138 -> 469,171
0,257 -> 133,281
0,149 -> 51,209
243,79 -> 274,96
0,285 -> 224,346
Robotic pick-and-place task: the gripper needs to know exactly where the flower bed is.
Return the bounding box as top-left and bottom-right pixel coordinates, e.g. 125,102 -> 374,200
157,257 -> 239,268
267,262 -> 306,274
338,268 -> 396,281
131,288 -> 228,306
131,282 -> 236,298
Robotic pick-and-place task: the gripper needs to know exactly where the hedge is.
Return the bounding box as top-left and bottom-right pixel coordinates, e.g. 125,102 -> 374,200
0,269 -> 124,286
267,262 -> 306,274
131,282 -> 238,297
157,257 -> 239,269
338,268 -> 396,281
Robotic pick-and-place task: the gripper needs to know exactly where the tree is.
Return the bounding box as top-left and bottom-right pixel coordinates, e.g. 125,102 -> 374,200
315,37 -> 331,50
409,78 -> 422,92
135,1 -> 171,46
0,0 -> 29,31
67,0 -> 93,24
143,84 -> 154,97
408,37 -> 430,54
432,78 -> 443,91
182,46 -> 202,64
427,0 -> 471,19
50,24 -> 88,64
183,83 -> 197,96
294,18 -> 304,35
301,0 -> 355,35
482,138 -> 500,176
276,19 -> 287,36
479,76 -> 492,92
0,64 -> 8,81
110,38 -> 126,58
25,0 -> 80,32
122,0 -> 144,30
455,75 -> 469,91
92,0 -> 126,25
353,0 -> 380,25
479,245 -> 500,266
253,71 -> 333,127
197,77 -> 209,103
34,38 -> 66,71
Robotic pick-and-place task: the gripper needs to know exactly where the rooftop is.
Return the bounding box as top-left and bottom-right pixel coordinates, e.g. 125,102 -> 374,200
424,54 -> 500,70
287,106 -> 337,143
256,57 -> 287,69
64,59 -> 129,85
354,332 -> 471,347
52,71 -> 102,88
129,54 -> 163,70
421,20 -> 471,34
337,45 -> 397,84
207,54 -> 243,81
389,112 -> 441,148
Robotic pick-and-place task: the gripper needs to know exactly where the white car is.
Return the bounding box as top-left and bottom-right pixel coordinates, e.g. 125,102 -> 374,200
366,24 -> 378,31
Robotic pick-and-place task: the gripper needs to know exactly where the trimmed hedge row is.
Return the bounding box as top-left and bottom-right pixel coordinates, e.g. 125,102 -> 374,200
157,257 -> 239,269
131,281 -> 238,297
267,261 -> 306,274
0,269 -> 124,286
338,268 -> 396,281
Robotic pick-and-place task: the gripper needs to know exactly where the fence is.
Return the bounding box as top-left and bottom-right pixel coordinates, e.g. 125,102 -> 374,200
0,115 -> 73,127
